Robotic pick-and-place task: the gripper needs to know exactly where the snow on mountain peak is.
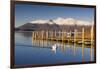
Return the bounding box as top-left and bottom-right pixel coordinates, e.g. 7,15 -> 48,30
30,17 -> 93,26
30,19 -> 48,24
53,17 -> 75,25
30,19 -> 54,24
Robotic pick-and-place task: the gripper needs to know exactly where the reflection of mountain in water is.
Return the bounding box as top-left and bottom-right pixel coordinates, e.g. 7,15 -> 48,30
15,32 -> 32,38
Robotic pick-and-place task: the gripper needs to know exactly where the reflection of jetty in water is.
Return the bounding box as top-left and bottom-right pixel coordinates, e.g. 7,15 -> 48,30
32,38 -> 94,61
32,39 -> 58,52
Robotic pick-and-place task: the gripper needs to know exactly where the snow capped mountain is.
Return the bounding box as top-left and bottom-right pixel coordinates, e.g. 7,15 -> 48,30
16,17 -> 93,31
30,19 -> 48,24
76,20 -> 92,26
53,17 -> 75,25
30,19 -> 54,24
30,17 -> 93,26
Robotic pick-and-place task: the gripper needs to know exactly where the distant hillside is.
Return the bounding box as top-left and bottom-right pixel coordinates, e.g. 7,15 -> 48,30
15,23 -> 92,32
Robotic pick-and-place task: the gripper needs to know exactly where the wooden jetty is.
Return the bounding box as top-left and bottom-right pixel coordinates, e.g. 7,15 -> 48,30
32,27 -> 94,45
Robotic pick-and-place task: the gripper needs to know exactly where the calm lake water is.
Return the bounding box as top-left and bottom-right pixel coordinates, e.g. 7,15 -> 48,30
15,32 -> 94,66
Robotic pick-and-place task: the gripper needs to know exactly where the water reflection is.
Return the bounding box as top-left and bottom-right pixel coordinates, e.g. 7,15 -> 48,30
32,38 -> 94,61
15,32 -> 95,66
16,31 -> 32,38
73,43 -> 76,56
90,44 -> 93,61
82,43 -> 84,62
32,39 -> 58,53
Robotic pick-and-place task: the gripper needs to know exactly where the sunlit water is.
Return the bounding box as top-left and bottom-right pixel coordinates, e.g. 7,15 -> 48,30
15,32 -> 94,66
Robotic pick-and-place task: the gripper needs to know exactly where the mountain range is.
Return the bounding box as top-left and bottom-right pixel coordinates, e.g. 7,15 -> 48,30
15,17 -> 93,31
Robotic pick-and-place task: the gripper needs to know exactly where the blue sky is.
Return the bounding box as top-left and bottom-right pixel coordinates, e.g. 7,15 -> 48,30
15,4 -> 94,27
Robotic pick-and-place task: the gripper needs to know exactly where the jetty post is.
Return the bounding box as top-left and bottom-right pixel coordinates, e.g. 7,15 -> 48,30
34,31 -> 36,39
91,25 -> 94,45
54,30 -> 56,40
46,30 -> 48,40
62,30 -> 64,42
64,30 -> 67,42
82,27 -> 85,61
74,29 -> 77,43
41,30 -> 44,40
69,30 -> 72,43
82,27 -> 84,44
90,24 -> 94,61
